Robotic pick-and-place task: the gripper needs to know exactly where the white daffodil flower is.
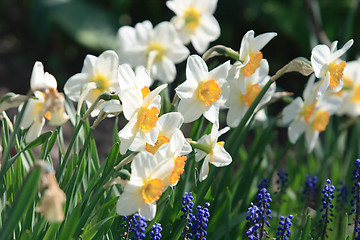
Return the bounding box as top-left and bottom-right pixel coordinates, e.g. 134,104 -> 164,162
304,99 -> 339,152
166,0 -> 220,54
129,112 -> 191,156
117,21 -> 189,83
195,120 -> 232,182
236,30 -> 277,78
175,55 -> 230,123
225,60 -> 275,128
64,50 -> 121,117
20,62 -> 69,142
310,39 -> 353,96
118,66 -> 167,154
330,59 -> 360,117
154,130 -> 192,187
116,151 -> 174,220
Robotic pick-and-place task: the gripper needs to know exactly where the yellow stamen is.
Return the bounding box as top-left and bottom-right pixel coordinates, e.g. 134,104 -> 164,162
217,141 -> 225,147
169,156 -> 187,185
353,85 -> 360,103
138,107 -> 159,133
301,100 -> 317,123
141,86 -> 150,100
198,80 -> 221,106
146,135 -> 170,154
89,74 -> 110,102
244,52 -> 263,77
147,43 -> 166,63
311,110 -> 330,132
44,112 -> 51,120
328,61 -> 346,90
240,83 -> 261,107
184,8 -> 201,32
141,178 -> 163,204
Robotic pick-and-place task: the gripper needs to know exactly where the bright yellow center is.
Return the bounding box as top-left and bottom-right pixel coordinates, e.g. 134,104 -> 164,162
301,100 -> 317,123
169,156 -> 187,185
198,80 -> 221,106
147,43 -> 166,63
328,61 -> 346,90
88,74 -> 110,102
44,112 -> 51,120
184,8 -> 201,32
141,86 -> 150,100
240,83 -> 261,107
353,85 -> 360,103
217,141 -> 225,147
311,110 -> 330,132
141,178 -> 163,204
244,52 -> 263,77
138,107 -> 159,133
145,135 -> 170,154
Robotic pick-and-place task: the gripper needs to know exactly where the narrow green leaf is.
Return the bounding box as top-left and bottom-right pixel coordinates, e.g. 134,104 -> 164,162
57,204 -> 82,240
300,215 -> 312,240
0,167 -> 41,240
42,223 -> 61,240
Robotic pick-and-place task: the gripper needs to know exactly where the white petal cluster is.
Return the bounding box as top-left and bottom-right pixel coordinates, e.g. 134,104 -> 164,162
117,21 -> 189,83
166,0 -> 221,54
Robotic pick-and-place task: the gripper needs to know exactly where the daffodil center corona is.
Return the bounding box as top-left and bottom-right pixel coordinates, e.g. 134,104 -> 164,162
217,141 -> 225,147
146,135 -> 170,154
91,74 -> 109,92
141,178 -> 163,204
301,101 -> 317,123
147,43 -> 165,63
169,156 -> 187,185
353,85 -> 360,103
244,52 -> 263,77
198,80 -> 221,106
184,8 -> 201,32
328,61 -> 346,90
311,110 -> 330,132
240,83 -> 261,107
141,86 -> 150,99
138,107 -> 159,133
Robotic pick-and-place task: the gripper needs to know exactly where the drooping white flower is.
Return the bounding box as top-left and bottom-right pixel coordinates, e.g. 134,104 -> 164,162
225,59 -> 275,128
195,120 -> 232,182
117,21 -> 189,83
20,62 -> 69,142
64,50 -> 121,117
166,0 -> 221,54
236,30 -> 277,78
116,151 -> 174,220
118,66 -> 167,154
310,39 -> 353,96
175,55 -> 230,123
129,112 -> 191,156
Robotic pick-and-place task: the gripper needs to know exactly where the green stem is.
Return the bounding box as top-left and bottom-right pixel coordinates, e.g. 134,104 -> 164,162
189,140 -> 211,154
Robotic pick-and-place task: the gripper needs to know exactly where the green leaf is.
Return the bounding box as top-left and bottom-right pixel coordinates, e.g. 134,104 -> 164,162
300,215 -> 312,240
23,131 -> 52,152
57,204 -> 82,240
0,167 -> 42,240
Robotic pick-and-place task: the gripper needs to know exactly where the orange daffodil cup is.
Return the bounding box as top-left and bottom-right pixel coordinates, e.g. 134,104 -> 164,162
175,55 -> 230,123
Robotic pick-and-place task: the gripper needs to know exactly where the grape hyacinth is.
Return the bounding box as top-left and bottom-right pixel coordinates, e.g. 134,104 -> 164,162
336,181 -> 349,211
351,159 -> 360,238
355,220 -> 360,240
245,202 -> 260,239
276,170 -> 289,193
181,192 -> 194,239
303,174 -> 318,207
320,179 -> 335,239
245,182 -> 272,239
276,215 -> 294,240
130,213 -> 147,240
150,222 -> 162,240
192,202 -> 210,239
